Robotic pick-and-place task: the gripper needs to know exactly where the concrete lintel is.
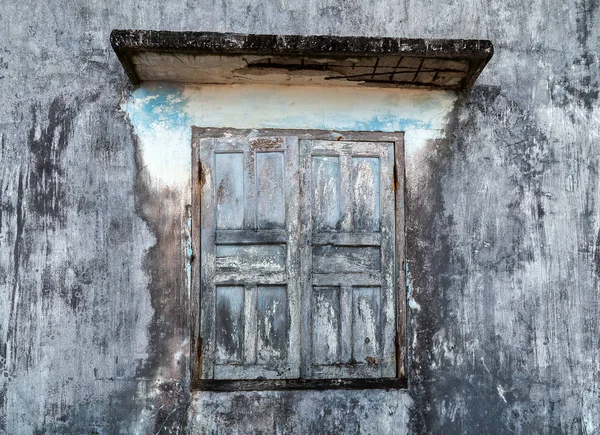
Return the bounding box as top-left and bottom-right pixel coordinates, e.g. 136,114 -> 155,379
111,30 -> 493,90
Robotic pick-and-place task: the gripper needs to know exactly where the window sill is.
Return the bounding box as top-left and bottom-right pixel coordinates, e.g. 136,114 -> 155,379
191,377 -> 407,392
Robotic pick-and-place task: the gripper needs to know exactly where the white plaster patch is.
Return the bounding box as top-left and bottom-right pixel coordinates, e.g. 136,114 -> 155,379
123,82 -> 458,190
182,83 -> 456,138
137,124 -> 191,189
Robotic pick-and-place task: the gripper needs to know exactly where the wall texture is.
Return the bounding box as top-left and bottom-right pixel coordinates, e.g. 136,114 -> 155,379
1,0 -> 599,434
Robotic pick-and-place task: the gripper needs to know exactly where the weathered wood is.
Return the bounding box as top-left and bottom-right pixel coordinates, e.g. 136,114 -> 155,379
352,287 -> 381,365
213,274 -> 288,286
340,286 -> 353,363
310,364 -> 384,379
299,140 -> 313,378
312,273 -> 382,287
213,364 -> 295,379
215,229 -> 287,244
243,148 -> 257,231
192,128 -> 404,383
215,153 -> 245,230
215,286 -> 244,364
340,155 -> 353,232
312,286 -> 341,365
191,138 -> 202,382
393,136 -> 406,379
194,128 -> 406,144
283,136 -> 302,379
378,141 -> 397,377
312,155 -> 341,231
199,136 -> 218,379
256,152 -> 286,229
215,245 -> 286,274
301,137 -> 397,379
197,133 -> 301,380
352,157 -> 380,231
312,246 -> 381,273
312,232 -> 380,246
257,285 -> 288,365
243,284 -> 257,365
192,377 -> 408,391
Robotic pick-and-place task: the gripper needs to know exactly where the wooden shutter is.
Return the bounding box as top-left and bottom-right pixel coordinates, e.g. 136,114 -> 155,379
299,139 -> 396,378
198,135 -> 300,380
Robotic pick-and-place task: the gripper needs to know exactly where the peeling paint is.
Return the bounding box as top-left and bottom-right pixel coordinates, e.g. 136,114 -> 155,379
124,82 -> 457,189
3,0 -> 600,433
124,84 -> 193,189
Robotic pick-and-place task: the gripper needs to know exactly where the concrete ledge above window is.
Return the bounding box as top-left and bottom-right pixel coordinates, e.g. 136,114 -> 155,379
110,30 -> 493,90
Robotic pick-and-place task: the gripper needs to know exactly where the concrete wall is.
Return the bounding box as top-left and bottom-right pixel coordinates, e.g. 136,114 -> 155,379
1,0 -> 599,433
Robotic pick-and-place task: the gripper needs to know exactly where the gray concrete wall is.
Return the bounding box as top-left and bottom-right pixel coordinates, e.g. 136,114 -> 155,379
1,0 -> 599,433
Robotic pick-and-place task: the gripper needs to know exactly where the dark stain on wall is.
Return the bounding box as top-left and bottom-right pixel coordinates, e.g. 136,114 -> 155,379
5,171 -> 26,380
27,96 -> 78,225
552,0 -> 599,114
406,132 -> 460,433
132,137 -> 190,433
551,54 -> 599,112
3,0 -> 600,433
574,0 -> 599,48
407,78 -> 595,432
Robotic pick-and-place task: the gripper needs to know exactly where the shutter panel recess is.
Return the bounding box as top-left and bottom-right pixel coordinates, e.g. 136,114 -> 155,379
199,135 -> 300,380
299,139 -> 396,378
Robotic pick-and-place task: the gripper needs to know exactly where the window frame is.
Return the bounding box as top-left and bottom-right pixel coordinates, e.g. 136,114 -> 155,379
190,128 -> 406,391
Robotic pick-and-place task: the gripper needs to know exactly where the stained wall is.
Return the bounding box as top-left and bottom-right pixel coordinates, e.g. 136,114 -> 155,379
1,0 -> 599,433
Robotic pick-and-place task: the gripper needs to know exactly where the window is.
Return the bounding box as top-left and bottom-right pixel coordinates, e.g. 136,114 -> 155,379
190,128 -> 406,390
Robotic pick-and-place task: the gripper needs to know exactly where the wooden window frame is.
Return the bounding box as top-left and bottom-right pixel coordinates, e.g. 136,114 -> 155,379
190,128 -> 406,391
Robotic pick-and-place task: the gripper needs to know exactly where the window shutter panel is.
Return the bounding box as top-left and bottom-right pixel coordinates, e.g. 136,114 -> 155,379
300,139 -> 396,378
199,135 -> 300,379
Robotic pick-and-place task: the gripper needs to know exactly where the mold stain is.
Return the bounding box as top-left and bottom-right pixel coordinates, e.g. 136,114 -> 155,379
27,96 -> 79,224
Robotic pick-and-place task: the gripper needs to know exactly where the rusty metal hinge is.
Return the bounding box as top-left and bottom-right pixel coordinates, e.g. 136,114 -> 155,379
197,336 -> 203,375
198,161 -> 205,187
